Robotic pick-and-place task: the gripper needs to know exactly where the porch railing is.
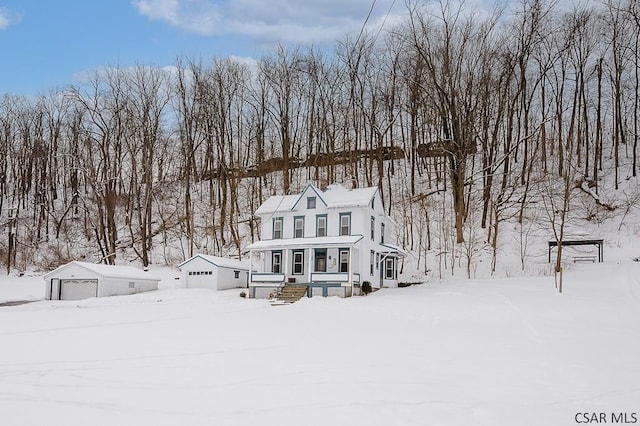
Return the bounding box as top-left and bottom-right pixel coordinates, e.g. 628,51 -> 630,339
311,272 -> 360,284
251,273 -> 285,283
250,272 -> 360,285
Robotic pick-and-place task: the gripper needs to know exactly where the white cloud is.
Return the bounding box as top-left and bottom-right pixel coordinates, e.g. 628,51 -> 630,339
0,7 -> 14,29
132,0 -> 406,44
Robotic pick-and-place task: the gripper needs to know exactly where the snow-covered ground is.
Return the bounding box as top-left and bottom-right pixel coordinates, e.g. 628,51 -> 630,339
1,256 -> 639,426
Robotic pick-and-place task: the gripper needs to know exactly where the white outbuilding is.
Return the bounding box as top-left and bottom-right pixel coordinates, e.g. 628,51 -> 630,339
178,254 -> 249,290
44,261 -> 161,301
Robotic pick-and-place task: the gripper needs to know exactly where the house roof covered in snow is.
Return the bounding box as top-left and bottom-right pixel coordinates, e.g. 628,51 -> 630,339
322,184 -> 378,208
177,254 -> 249,270
255,184 -> 378,215
254,194 -> 300,215
43,261 -> 161,281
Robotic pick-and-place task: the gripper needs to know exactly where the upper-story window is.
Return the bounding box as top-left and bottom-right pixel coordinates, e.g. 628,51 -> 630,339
273,217 -> 283,239
294,216 -> 304,238
339,213 -> 351,236
370,216 -> 375,241
381,222 -> 385,244
307,197 -> 316,209
371,197 -> 375,209
316,215 -> 327,237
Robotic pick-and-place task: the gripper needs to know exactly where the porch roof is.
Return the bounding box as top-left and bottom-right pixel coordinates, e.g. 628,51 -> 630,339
380,243 -> 407,257
246,235 -> 364,251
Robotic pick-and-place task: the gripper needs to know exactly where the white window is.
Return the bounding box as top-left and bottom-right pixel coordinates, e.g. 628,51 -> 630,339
370,251 -> 375,275
339,213 -> 351,236
316,215 -> 327,237
307,197 -> 316,209
294,217 -> 304,238
234,270 -> 240,279
370,216 -> 375,240
273,217 -> 283,239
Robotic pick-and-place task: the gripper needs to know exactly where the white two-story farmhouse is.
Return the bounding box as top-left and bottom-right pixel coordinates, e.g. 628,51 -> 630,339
246,183 -> 404,298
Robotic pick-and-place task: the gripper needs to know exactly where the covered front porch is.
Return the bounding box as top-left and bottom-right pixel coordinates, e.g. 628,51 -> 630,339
246,236 -> 363,298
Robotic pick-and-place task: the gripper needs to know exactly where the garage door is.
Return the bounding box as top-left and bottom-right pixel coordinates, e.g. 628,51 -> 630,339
60,279 -> 98,300
186,271 -> 216,289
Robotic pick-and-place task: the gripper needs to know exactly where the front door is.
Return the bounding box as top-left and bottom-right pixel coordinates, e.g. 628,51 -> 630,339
293,250 -> 304,276
314,249 -> 327,272
385,257 -> 395,282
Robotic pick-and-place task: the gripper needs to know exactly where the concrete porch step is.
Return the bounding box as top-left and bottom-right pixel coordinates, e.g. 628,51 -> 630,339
272,284 -> 308,304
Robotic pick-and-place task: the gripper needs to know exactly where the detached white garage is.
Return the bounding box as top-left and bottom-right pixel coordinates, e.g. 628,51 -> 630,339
44,261 -> 161,301
178,254 -> 249,290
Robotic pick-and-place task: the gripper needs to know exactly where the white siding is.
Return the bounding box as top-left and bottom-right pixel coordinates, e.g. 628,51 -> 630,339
252,185 -> 401,295
216,266 -> 247,290
181,256 -> 248,290
43,263 -> 159,300
253,287 -> 278,299
98,278 -> 158,297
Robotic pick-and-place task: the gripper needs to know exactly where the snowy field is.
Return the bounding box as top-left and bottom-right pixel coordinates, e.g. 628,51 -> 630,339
1,259 -> 639,426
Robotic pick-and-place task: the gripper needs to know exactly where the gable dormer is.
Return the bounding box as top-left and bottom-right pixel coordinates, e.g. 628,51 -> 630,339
291,184 -> 327,212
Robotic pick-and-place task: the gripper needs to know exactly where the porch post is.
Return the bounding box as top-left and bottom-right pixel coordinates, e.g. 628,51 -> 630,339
348,247 -> 353,296
307,248 -> 313,284
283,249 -> 289,282
248,250 -> 253,287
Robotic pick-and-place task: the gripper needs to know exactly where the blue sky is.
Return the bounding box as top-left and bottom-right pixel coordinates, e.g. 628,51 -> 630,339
0,0 -> 408,96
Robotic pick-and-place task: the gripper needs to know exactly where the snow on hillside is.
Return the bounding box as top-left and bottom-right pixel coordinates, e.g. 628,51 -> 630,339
1,258 -> 639,425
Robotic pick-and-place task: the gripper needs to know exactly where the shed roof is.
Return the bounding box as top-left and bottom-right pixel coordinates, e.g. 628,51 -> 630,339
43,261 -> 161,281
380,243 -> 407,257
177,254 -> 250,270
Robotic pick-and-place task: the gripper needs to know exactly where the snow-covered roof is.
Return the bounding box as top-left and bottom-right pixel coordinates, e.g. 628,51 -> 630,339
255,184 -> 378,215
247,235 -> 364,251
255,194 -> 299,215
322,184 -> 377,208
44,261 -> 161,281
178,254 -> 249,270
380,243 -> 407,257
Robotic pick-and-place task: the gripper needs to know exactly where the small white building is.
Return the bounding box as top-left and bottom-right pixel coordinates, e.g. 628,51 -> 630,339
178,254 -> 249,290
44,261 -> 161,301
247,183 -> 405,298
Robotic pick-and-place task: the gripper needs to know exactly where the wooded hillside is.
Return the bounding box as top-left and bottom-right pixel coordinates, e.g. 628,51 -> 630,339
1,0 -> 639,276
